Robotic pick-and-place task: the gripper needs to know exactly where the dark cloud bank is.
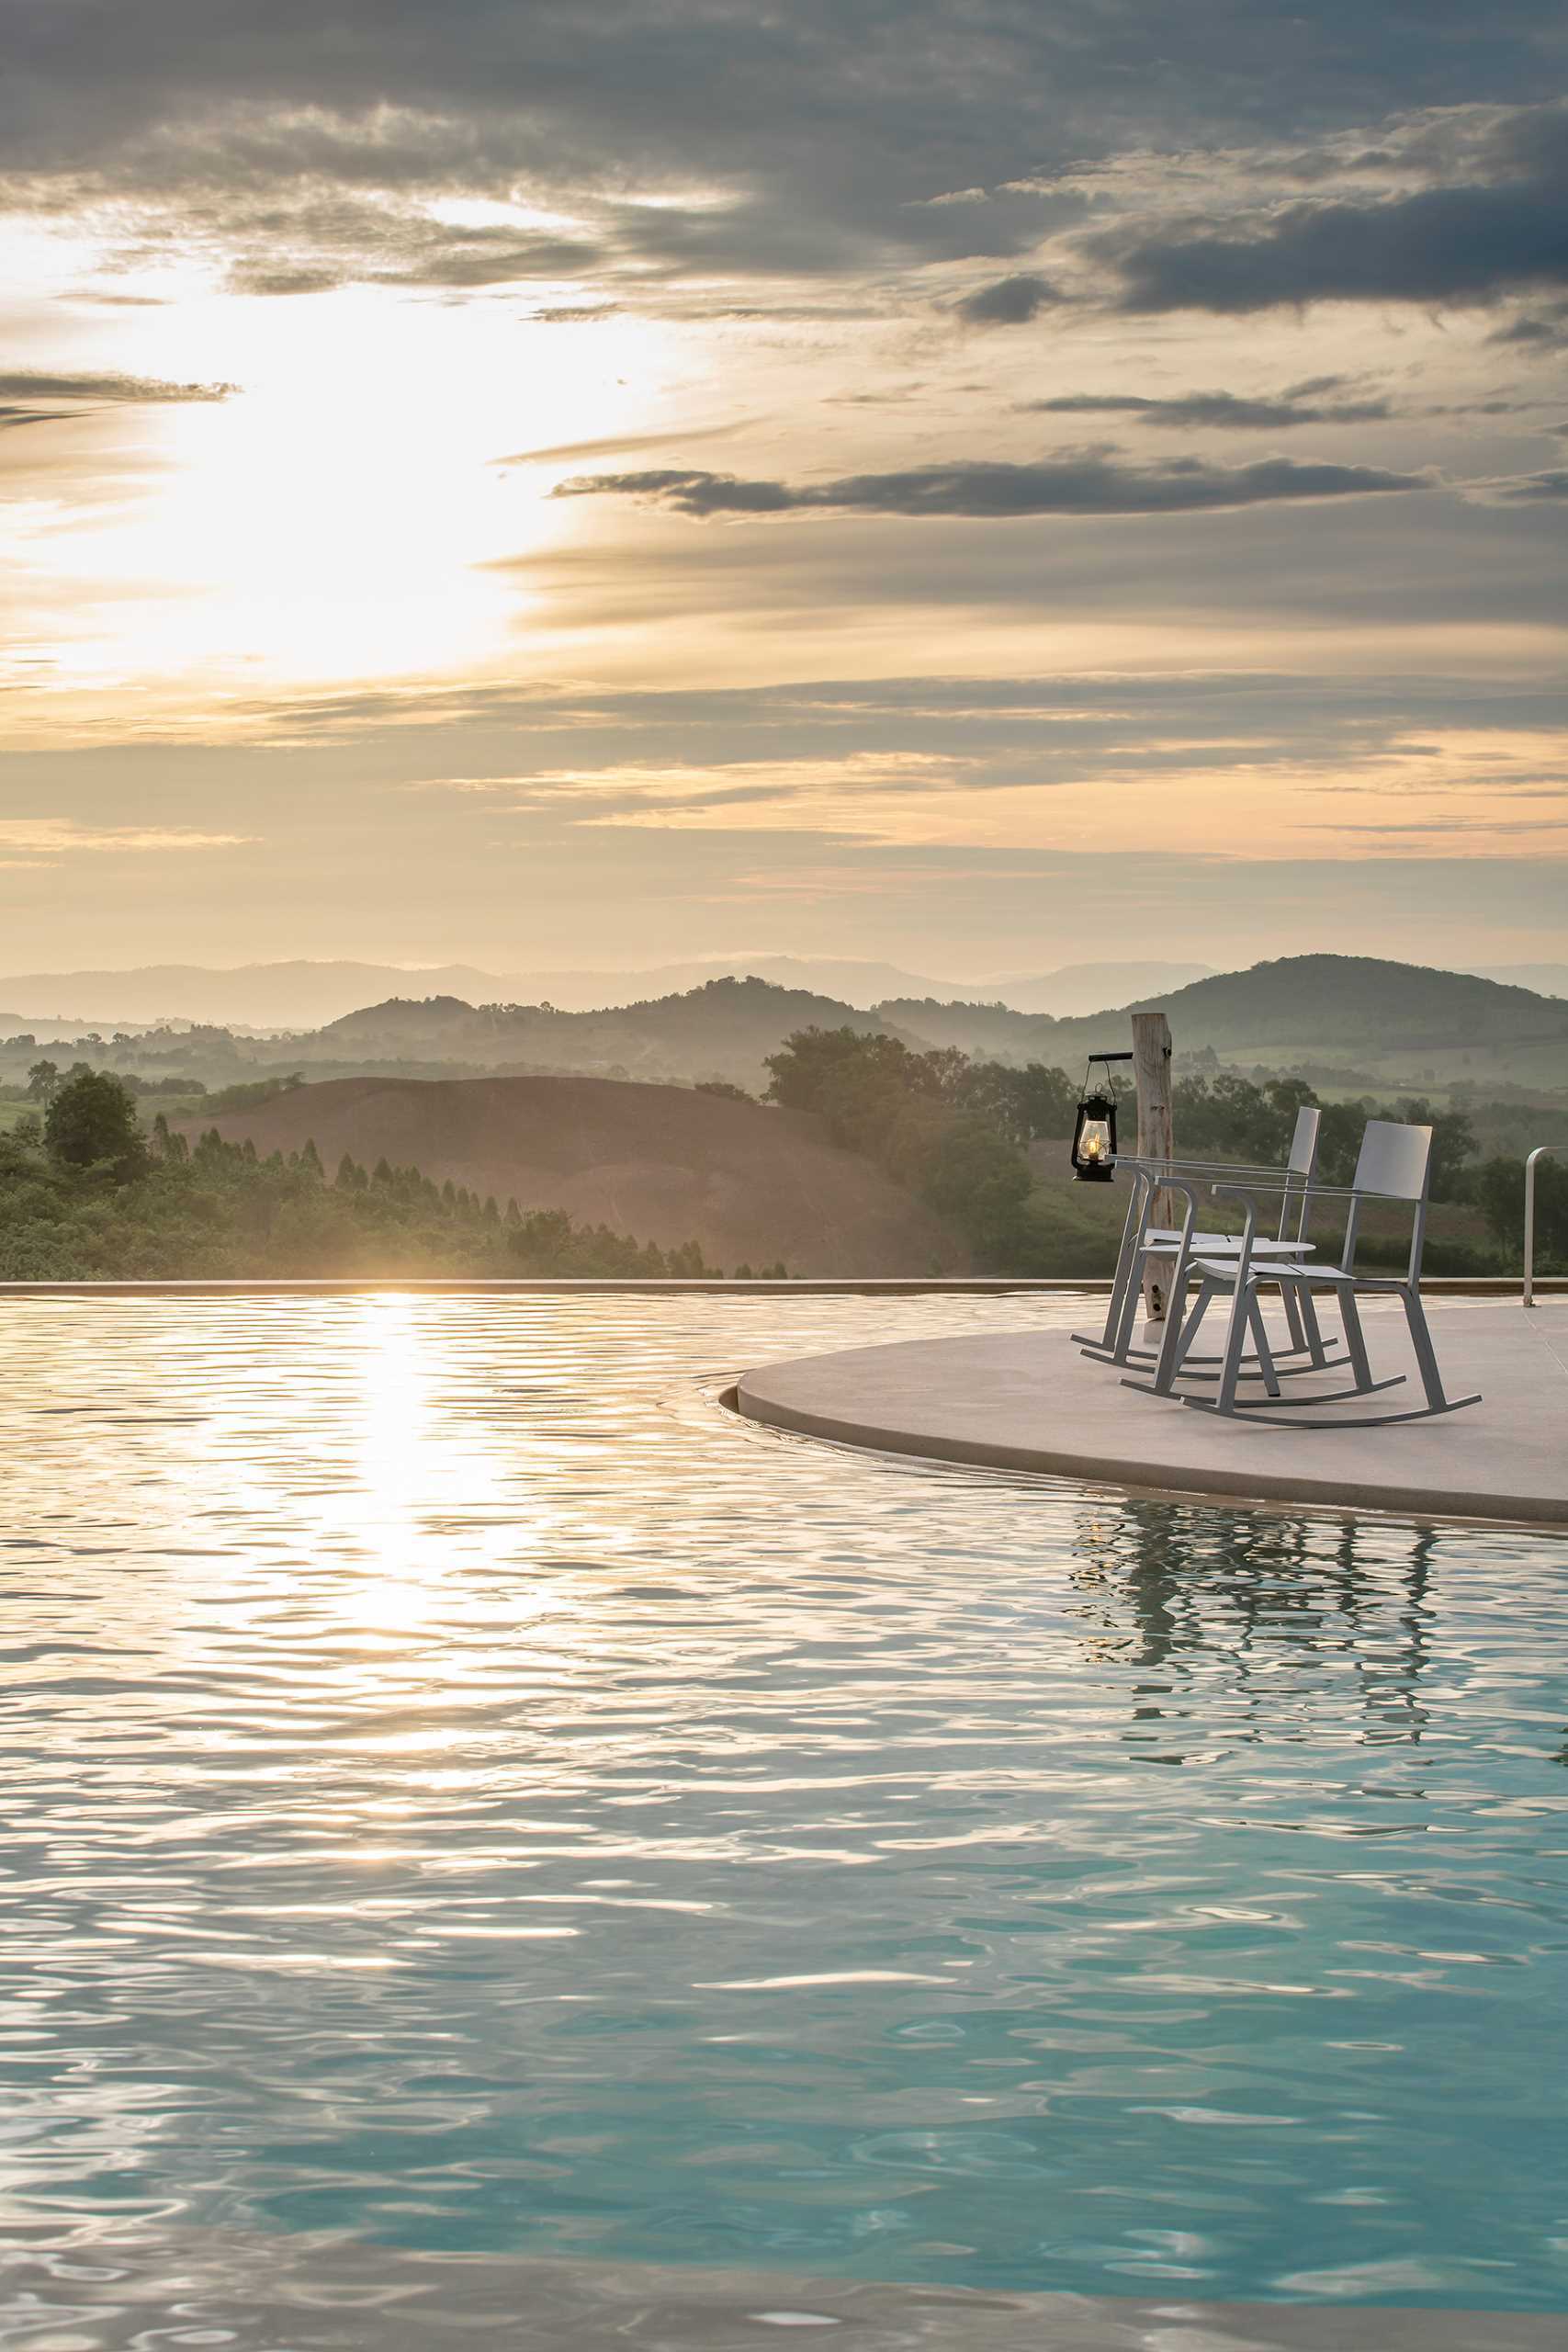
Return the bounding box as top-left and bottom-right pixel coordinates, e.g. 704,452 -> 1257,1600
0,370 -> 234,402
1092,103 -> 1568,314
1026,382 -> 1392,428
556,455 -> 1425,521
0,370 -> 238,433
1,0 -> 1563,301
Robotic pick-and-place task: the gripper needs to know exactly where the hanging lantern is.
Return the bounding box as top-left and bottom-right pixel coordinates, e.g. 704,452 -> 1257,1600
1071,1053 -> 1129,1182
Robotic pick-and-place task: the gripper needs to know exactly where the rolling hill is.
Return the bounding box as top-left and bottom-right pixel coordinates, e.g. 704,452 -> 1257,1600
179,1074 -> 970,1277
884,957 -> 1568,1088
298,977 -> 906,1090
1033,956 -> 1568,1086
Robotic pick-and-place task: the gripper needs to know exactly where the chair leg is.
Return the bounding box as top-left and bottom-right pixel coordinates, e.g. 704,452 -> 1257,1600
1107,1246 -> 1149,1366
1176,1279 -> 1216,1371
1400,1285 -> 1451,1413
1148,1264 -> 1201,1395
1337,1288 -> 1374,1394
1298,1285 -> 1329,1371
1214,1279 -> 1253,1416
1280,1283 -> 1306,1356
1100,1185 -> 1145,1350
1247,1293 -> 1280,1398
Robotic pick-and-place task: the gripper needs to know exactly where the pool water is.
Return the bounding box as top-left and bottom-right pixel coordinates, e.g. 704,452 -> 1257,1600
1,1293 -> 1565,2315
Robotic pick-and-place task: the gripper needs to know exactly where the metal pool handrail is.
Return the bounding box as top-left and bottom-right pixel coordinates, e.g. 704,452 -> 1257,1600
1525,1144 -> 1562,1309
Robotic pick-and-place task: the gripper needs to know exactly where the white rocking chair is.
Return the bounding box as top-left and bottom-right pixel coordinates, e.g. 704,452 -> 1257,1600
1078,1106 -> 1330,1382
1125,1119 -> 1481,1427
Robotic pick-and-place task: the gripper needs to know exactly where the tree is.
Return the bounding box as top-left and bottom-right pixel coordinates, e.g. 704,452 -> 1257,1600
1389,1098 -> 1475,1200
1477,1154 -> 1568,1267
948,1059 -> 1077,1143
1172,1073 -> 1316,1166
42,1067 -> 146,1180
27,1059 -> 59,1102
764,1025 -> 1038,1272
765,1027 -> 942,1155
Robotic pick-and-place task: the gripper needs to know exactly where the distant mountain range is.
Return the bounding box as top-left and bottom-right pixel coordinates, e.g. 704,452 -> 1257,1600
6,955 -> 1566,1093
271,956 -> 1568,1091
0,954 -> 1214,1030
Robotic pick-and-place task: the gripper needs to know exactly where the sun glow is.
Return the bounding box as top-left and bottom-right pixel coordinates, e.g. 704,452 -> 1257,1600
6,242 -> 675,702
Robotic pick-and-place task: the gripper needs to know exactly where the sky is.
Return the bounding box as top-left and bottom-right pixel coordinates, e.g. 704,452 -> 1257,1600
3,0 -> 1566,979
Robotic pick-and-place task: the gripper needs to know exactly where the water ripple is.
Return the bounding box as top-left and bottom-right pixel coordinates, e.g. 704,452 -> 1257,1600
0,1293 -> 1565,2312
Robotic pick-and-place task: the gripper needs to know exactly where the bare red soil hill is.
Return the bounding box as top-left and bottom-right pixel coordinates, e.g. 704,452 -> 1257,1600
181,1074 -> 969,1276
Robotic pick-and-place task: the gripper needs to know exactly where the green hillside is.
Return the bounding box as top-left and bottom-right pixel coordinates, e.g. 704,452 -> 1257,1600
303,977 -> 912,1090
888,958 -> 1568,1090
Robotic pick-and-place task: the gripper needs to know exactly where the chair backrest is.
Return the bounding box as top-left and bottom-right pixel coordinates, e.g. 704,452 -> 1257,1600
1353,1119 -> 1432,1202
1269,1103 -> 1322,1242
1287,1104 -> 1320,1177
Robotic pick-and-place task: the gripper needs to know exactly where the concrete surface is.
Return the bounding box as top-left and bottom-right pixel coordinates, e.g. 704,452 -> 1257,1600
739,1302 -> 1568,1527
2,2232 -> 1562,2350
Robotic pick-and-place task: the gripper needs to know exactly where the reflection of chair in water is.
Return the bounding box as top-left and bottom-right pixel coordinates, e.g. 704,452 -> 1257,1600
1350,1520 -> 1435,1748
1068,1497 -> 1442,1758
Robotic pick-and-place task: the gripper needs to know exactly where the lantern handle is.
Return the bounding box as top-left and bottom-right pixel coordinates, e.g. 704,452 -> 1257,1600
1081,1049 -> 1134,1098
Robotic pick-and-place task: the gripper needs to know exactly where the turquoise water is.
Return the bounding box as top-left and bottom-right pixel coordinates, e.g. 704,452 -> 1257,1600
1,1293 -> 1565,2313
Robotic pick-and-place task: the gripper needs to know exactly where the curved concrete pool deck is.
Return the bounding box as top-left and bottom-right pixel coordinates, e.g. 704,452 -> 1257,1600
739,1302 -> 1568,1527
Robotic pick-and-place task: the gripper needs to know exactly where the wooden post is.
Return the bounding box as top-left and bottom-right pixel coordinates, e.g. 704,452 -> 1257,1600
1132,1010 -> 1176,1321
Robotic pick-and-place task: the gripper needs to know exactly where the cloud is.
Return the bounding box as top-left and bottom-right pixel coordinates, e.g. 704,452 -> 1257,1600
206,669 -> 1568,768
378,688 -> 1568,854
0,406 -> 81,432
222,262 -> 344,297
0,368 -> 236,402
953,272 -> 1060,325
222,217 -> 600,296
554,453 -> 1425,519
1493,300 -> 1568,347
494,420 -> 755,468
0,820 -> 251,854
1024,384 -> 1393,428
1491,469 -> 1568,499
7,5 -> 1557,295
414,750 -> 980,835
1093,115 -> 1568,313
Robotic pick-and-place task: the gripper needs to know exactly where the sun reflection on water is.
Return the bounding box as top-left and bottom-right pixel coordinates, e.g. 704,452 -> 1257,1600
1,1292 -> 1566,2312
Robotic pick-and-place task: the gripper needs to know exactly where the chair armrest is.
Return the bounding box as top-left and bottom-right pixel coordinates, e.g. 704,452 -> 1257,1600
1118,1153 -> 1303,1182
1208,1179 -> 1413,1207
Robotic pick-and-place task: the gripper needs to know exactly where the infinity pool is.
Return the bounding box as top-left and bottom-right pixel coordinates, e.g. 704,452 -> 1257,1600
2,1294 -> 1565,2321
